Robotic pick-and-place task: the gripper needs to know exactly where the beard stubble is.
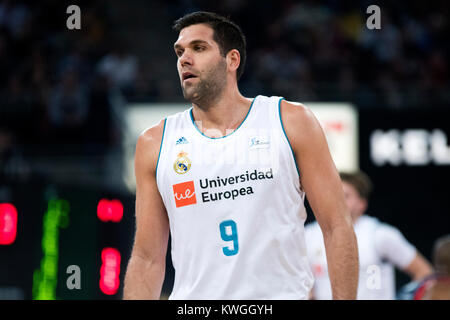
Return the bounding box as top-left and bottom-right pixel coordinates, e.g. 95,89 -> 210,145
181,58 -> 228,110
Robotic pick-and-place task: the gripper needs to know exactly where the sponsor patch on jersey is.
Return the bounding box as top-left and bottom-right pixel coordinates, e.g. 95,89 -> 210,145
172,168 -> 274,207
173,151 -> 191,174
173,181 -> 197,207
249,136 -> 270,149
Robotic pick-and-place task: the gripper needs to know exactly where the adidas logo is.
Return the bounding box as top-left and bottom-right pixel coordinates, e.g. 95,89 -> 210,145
176,137 -> 189,145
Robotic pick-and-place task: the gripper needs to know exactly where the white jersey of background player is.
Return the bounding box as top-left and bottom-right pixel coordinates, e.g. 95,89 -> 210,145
305,171 -> 433,300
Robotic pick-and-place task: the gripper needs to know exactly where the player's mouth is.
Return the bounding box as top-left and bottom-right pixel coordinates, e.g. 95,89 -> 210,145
182,72 -> 198,83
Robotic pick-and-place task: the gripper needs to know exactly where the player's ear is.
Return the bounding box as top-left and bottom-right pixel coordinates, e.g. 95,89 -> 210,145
360,198 -> 368,213
226,49 -> 240,75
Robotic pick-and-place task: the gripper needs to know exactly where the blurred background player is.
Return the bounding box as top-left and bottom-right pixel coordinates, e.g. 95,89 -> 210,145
305,171 -> 433,299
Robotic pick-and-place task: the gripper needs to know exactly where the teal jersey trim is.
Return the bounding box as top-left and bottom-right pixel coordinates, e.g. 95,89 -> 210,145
278,98 -> 301,177
155,118 -> 167,178
189,96 -> 257,140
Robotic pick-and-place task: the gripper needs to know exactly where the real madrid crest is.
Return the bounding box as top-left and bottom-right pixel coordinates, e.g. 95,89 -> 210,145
174,151 -> 191,174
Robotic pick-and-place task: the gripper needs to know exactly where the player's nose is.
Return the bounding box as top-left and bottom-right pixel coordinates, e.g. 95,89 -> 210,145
179,50 -> 193,67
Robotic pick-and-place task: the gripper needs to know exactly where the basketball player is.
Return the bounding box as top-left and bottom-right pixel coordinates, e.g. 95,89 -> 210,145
305,171 -> 433,300
123,11 -> 359,300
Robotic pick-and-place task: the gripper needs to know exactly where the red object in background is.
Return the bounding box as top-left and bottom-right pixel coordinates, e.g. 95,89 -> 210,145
313,264 -> 325,277
0,203 -> 17,245
99,247 -> 121,295
97,199 -> 123,222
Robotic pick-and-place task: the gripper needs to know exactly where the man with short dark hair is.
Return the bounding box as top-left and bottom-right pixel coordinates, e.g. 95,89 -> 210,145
124,11 -> 359,300
306,171 -> 433,299
413,234 -> 450,300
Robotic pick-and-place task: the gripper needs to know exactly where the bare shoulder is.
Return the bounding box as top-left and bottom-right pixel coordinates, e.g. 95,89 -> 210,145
280,100 -> 321,131
135,119 -> 166,173
280,99 -> 324,149
137,119 -> 166,148
281,99 -> 308,109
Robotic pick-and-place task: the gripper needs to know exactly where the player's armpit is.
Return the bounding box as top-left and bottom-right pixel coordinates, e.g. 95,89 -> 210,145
123,120 -> 170,300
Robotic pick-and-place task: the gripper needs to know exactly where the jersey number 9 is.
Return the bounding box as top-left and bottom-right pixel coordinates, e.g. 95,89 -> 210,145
219,220 -> 239,256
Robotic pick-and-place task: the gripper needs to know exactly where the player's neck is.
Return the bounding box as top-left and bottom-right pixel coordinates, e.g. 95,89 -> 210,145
191,87 -> 252,138
351,213 -> 364,225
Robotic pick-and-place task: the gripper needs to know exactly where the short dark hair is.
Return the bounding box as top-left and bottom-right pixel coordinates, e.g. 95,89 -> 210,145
433,234 -> 450,275
173,11 -> 247,81
340,171 -> 373,200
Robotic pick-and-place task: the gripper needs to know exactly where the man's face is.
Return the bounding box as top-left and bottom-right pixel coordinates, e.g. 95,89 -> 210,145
174,23 -> 227,104
342,181 -> 367,222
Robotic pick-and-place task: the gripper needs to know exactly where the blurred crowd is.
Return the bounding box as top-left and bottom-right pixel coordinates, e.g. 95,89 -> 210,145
0,0 -> 134,182
0,0 -> 449,179
167,0 -> 449,109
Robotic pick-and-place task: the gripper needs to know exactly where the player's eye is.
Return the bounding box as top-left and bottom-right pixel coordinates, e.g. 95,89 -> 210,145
194,46 -> 204,51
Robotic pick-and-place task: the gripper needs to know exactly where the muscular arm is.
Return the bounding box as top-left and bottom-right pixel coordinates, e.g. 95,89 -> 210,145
281,100 -> 359,299
123,120 -> 169,300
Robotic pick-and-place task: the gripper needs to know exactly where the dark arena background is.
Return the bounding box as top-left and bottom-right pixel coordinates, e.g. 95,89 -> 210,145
0,0 -> 449,300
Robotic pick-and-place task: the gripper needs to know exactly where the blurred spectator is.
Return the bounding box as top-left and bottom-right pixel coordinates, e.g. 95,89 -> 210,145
47,67 -> 89,146
359,14 -> 403,64
0,29 -> 12,89
83,73 -> 115,154
133,64 -> 161,101
96,42 -> 138,98
414,235 -> 450,300
0,127 -> 29,182
58,42 -> 92,84
398,234 -> 450,300
283,1 -> 331,30
427,50 -> 448,87
0,0 -> 30,37
0,73 -> 33,121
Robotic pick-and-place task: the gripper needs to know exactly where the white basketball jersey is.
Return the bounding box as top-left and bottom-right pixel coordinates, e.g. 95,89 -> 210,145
156,95 -> 314,299
305,215 -> 417,300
